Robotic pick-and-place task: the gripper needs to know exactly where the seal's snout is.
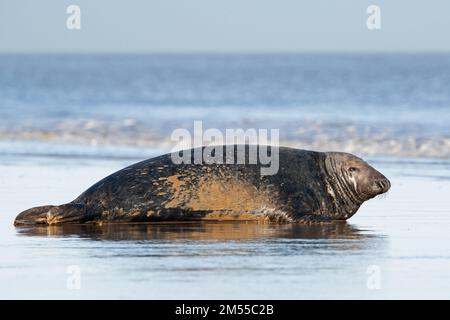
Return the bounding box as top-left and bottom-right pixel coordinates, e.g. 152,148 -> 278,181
372,177 -> 391,194
372,173 -> 391,196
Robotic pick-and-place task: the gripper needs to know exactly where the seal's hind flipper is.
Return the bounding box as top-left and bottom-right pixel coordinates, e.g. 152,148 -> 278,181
14,203 -> 100,226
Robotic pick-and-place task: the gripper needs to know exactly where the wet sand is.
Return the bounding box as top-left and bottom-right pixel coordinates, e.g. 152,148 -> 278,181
1,155 -> 450,299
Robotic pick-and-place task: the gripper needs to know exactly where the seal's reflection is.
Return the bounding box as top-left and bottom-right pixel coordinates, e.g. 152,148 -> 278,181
16,221 -> 368,241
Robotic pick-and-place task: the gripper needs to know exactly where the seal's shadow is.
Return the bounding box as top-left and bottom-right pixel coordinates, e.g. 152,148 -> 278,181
16,221 -> 372,242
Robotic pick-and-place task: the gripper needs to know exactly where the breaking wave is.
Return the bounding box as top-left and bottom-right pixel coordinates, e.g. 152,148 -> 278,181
1,117 -> 449,159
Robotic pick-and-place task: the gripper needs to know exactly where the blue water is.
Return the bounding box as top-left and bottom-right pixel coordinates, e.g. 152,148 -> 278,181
1,53 -> 450,158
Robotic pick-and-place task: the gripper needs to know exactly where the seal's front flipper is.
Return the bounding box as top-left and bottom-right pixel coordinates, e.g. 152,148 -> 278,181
14,203 -> 101,226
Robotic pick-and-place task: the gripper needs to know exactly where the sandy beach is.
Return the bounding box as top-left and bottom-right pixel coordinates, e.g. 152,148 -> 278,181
1,154 -> 450,299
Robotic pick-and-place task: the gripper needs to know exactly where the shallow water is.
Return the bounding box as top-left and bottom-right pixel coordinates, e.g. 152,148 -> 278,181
1,156 -> 450,299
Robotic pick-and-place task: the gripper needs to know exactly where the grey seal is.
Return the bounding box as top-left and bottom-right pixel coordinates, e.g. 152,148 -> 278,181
14,146 -> 390,225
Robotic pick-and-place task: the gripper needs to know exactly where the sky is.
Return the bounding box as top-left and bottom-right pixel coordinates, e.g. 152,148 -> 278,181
0,0 -> 449,53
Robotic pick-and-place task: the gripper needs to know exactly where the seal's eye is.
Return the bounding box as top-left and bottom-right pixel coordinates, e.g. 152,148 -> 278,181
348,167 -> 359,173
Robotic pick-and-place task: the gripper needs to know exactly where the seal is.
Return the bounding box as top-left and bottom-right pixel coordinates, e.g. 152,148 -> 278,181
14,146 -> 390,225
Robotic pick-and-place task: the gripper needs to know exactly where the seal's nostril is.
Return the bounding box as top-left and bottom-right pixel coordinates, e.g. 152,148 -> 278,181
386,179 -> 391,190
374,179 -> 390,192
377,179 -> 390,192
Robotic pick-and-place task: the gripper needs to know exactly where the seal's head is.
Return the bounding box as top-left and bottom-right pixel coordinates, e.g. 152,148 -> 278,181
323,152 -> 390,219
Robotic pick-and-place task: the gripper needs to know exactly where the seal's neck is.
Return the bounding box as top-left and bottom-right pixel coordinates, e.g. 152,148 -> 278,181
322,155 -> 363,219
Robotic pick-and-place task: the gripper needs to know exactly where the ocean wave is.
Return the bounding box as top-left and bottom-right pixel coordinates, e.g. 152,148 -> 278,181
1,118 -> 449,159
2,54 -> 450,160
